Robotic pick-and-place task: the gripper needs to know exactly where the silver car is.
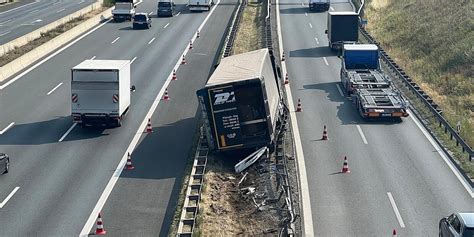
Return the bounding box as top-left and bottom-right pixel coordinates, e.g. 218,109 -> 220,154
439,212 -> 474,237
0,153 -> 9,174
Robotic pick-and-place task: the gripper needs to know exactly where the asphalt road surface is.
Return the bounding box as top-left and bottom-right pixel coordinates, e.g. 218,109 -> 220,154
0,0 -> 96,45
0,0 -> 236,235
278,0 -> 474,236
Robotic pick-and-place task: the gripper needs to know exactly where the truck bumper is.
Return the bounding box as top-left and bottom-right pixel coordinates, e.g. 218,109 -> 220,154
189,5 -> 210,11
72,113 -> 121,126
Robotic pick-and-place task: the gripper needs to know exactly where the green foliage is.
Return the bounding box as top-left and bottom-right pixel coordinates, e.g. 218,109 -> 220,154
103,0 -> 115,7
364,0 -> 474,147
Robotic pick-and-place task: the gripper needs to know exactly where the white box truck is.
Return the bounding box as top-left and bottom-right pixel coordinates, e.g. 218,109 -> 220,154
189,0 -> 213,11
112,0 -> 138,21
71,60 -> 133,127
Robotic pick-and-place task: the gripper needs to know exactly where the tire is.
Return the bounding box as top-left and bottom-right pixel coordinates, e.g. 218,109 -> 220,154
4,159 -> 9,174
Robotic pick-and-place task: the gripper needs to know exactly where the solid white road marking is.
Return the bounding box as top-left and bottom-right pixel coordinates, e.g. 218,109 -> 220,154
314,37 -> 319,45
111,37 -> 120,44
47,82 -> 63,95
0,18 -> 112,90
309,23 -> 312,28
387,192 -> 406,228
56,8 -> 65,13
0,187 -> 20,208
176,12 -> 181,16
148,37 -> 156,45
276,0 -> 314,235
408,109 -> 474,198
0,122 -> 15,135
0,31 -> 10,37
164,23 -> 170,28
58,123 -> 77,142
335,84 -> 344,97
330,6 -> 334,11
149,11 -> 153,15
356,125 -> 368,144
130,56 -> 137,64
0,1 -> 38,15
79,0 -> 222,235
323,57 -> 329,65
90,56 -> 96,60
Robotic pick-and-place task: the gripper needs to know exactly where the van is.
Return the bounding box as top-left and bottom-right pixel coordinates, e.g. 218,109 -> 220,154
157,0 -> 175,17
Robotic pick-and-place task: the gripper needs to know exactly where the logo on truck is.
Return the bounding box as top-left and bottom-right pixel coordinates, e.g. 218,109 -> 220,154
213,92 -> 235,105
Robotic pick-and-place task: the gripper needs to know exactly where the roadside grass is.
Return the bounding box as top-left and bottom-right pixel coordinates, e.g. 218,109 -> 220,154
103,0 -> 115,7
363,0 -> 473,148
0,7 -> 106,67
231,0 -> 264,55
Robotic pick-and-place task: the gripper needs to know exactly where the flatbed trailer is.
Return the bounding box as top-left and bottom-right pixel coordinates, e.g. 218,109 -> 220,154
353,88 -> 409,119
342,69 -> 391,95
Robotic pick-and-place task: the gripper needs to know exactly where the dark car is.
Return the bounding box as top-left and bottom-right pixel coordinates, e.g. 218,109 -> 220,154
440,212 -> 474,237
0,153 -> 9,174
157,0 -> 175,17
132,13 -> 152,29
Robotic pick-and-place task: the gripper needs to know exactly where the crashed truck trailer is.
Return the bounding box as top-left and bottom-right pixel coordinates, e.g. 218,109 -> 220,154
197,49 -> 282,152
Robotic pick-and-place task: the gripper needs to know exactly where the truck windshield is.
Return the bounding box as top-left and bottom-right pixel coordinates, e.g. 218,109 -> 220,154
159,2 -> 171,7
134,15 -> 147,21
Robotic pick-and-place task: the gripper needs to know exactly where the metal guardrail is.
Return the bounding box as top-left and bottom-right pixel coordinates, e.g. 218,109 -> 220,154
176,128 -> 209,236
222,0 -> 247,57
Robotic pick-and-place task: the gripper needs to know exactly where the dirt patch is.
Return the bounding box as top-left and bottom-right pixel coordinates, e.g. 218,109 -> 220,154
0,7 -> 106,67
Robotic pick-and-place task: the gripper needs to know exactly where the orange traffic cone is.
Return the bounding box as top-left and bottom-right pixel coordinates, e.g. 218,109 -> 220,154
163,88 -> 170,100
124,152 -> 135,170
181,54 -> 186,65
172,69 -> 177,80
196,30 -> 200,38
296,99 -> 302,112
146,118 -> 153,133
392,229 -> 397,236
284,73 -> 289,84
282,51 -> 286,61
341,156 -> 350,173
95,213 -> 107,235
322,125 -> 328,140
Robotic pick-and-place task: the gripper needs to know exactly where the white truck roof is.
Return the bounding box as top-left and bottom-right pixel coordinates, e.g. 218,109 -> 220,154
207,48 -> 270,86
72,60 -> 130,70
329,11 -> 358,15
343,44 -> 378,51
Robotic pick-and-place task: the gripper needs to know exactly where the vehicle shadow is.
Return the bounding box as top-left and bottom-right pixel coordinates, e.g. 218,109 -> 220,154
302,81 -> 403,125
0,117 -> 109,145
279,7 -> 308,14
290,46 -> 336,58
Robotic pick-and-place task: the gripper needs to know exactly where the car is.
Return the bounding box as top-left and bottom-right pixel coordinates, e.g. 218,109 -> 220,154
157,0 -> 175,17
0,153 -> 9,175
440,212 -> 474,237
132,13 -> 152,29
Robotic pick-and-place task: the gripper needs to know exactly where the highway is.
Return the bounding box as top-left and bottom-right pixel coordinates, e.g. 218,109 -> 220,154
277,0 -> 473,236
0,0 -> 96,45
0,0 -> 236,235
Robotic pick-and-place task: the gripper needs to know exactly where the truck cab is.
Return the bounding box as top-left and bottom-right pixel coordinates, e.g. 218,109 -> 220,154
309,0 -> 330,12
340,44 -> 390,95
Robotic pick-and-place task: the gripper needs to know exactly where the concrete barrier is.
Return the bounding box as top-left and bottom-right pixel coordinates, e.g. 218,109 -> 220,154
0,1 -> 104,56
0,6 -> 113,82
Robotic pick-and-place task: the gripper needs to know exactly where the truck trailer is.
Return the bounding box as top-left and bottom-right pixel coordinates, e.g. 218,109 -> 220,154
340,44 -> 391,95
309,0 -> 330,12
71,60 -> 132,127
196,49 -> 281,152
325,11 -> 359,50
353,88 -> 409,119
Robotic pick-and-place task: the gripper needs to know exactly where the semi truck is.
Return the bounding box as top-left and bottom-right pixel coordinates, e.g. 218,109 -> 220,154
189,0 -> 213,11
71,60 -> 133,127
309,0 -> 330,12
112,0 -> 138,21
340,44 -> 409,119
196,48 -> 282,152
325,11 -> 359,50
340,44 -> 391,95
